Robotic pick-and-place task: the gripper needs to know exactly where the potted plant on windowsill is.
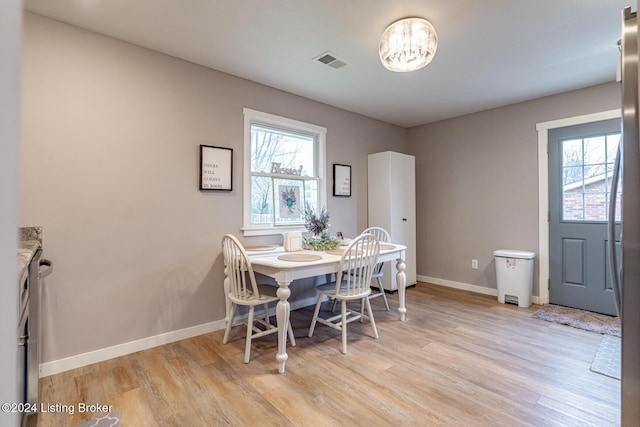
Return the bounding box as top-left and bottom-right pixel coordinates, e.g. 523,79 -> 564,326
302,202 -> 340,251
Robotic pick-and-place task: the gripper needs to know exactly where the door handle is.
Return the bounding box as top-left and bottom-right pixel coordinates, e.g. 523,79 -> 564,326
607,143 -> 622,316
19,333 -> 29,346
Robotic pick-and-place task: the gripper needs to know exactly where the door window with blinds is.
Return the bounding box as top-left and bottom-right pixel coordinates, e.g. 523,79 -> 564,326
242,108 -> 326,236
561,132 -> 622,222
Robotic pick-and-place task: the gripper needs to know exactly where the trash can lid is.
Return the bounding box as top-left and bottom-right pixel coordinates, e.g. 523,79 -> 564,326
493,249 -> 536,259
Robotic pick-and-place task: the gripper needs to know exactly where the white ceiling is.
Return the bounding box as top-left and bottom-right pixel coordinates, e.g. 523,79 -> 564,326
23,0 -> 632,128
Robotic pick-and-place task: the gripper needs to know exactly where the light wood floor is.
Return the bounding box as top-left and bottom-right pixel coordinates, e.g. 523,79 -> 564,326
27,283 -> 620,427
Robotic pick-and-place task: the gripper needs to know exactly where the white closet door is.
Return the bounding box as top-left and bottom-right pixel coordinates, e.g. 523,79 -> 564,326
368,151 -> 416,291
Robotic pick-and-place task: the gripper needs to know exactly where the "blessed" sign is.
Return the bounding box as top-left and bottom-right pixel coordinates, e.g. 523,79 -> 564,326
271,162 -> 303,176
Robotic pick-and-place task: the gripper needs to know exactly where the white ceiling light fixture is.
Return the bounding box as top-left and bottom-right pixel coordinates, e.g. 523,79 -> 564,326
379,17 -> 438,72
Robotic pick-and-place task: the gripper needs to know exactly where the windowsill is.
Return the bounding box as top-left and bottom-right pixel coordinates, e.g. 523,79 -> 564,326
242,224 -> 307,237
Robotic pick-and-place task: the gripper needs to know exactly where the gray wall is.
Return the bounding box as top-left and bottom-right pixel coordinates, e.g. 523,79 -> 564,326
20,13 -> 407,364
20,11 -> 623,369
407,82 -> 620,296
1,1 -> 21,426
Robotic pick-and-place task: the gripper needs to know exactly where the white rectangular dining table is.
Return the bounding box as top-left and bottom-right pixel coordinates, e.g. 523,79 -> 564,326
241,243 -> 408,373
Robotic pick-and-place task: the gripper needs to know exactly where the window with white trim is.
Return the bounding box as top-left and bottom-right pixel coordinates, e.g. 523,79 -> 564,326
242,108 -> 326,236
561,131 -> 621,222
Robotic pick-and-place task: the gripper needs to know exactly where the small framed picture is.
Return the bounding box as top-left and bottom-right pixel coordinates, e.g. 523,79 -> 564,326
200,145 -> 232,191
333,164 -> 351,197
273,178 -> 306,225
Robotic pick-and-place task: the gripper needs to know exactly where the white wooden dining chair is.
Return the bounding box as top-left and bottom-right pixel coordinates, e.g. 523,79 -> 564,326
308,233 -> 380,354
361,226 -> 391,311
221,234 -> 296,363
330,226 -> 391,313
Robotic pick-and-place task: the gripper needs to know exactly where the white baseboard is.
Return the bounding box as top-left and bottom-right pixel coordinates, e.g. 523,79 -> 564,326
40,296 -> 319,377
39,321 -> 221,378
418,275 -> 498,296
417,275 -> 540,305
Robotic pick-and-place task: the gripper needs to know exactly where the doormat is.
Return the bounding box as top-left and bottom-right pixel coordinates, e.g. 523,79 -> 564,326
532,304 -> 620,337
75,413 -> 120,427
590,335 -> 621,380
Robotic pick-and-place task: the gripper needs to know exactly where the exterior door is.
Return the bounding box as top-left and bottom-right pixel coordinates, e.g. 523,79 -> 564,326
548,119 -> 621,315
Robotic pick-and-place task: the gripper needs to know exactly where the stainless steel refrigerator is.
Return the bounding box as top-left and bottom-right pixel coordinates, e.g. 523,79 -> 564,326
610,6 -> 640,425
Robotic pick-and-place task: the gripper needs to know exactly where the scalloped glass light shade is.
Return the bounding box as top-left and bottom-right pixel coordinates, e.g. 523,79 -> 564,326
379,17 -> 438,72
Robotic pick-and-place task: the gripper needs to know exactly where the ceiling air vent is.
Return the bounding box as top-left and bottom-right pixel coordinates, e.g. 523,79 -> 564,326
314,51 -> 348,69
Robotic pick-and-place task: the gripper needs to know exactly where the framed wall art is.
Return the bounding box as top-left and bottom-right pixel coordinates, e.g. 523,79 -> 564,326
199,145 -> 232,191
273,178 -> 305,225
333,163 -> 351,197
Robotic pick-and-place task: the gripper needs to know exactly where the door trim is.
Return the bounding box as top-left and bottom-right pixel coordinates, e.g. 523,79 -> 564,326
536,109 -> 621,305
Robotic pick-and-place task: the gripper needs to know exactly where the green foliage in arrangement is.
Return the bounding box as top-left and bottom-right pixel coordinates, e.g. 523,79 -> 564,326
302,202 -> 340,250
302,236 -> 341,251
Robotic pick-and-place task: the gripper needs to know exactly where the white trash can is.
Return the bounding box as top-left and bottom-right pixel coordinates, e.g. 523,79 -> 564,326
493,249 -> 536,308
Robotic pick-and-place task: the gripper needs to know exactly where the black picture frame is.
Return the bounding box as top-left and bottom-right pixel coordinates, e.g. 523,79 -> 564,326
333,163 -> 351,197
199,145 -> 232,191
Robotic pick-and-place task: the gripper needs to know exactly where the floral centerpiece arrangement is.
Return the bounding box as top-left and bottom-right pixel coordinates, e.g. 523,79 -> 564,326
302,202 -> 340,251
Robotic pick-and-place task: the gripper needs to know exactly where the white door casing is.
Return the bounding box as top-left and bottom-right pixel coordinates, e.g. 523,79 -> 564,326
536,109 -> 621,305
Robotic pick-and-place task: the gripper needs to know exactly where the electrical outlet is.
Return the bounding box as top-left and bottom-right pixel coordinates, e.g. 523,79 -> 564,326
471,259 -> 479,269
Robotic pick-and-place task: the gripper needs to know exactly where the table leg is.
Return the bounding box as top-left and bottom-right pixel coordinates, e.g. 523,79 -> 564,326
275,281 -> 291,373
396,257 -> 407,321
223,267 -> 230,325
